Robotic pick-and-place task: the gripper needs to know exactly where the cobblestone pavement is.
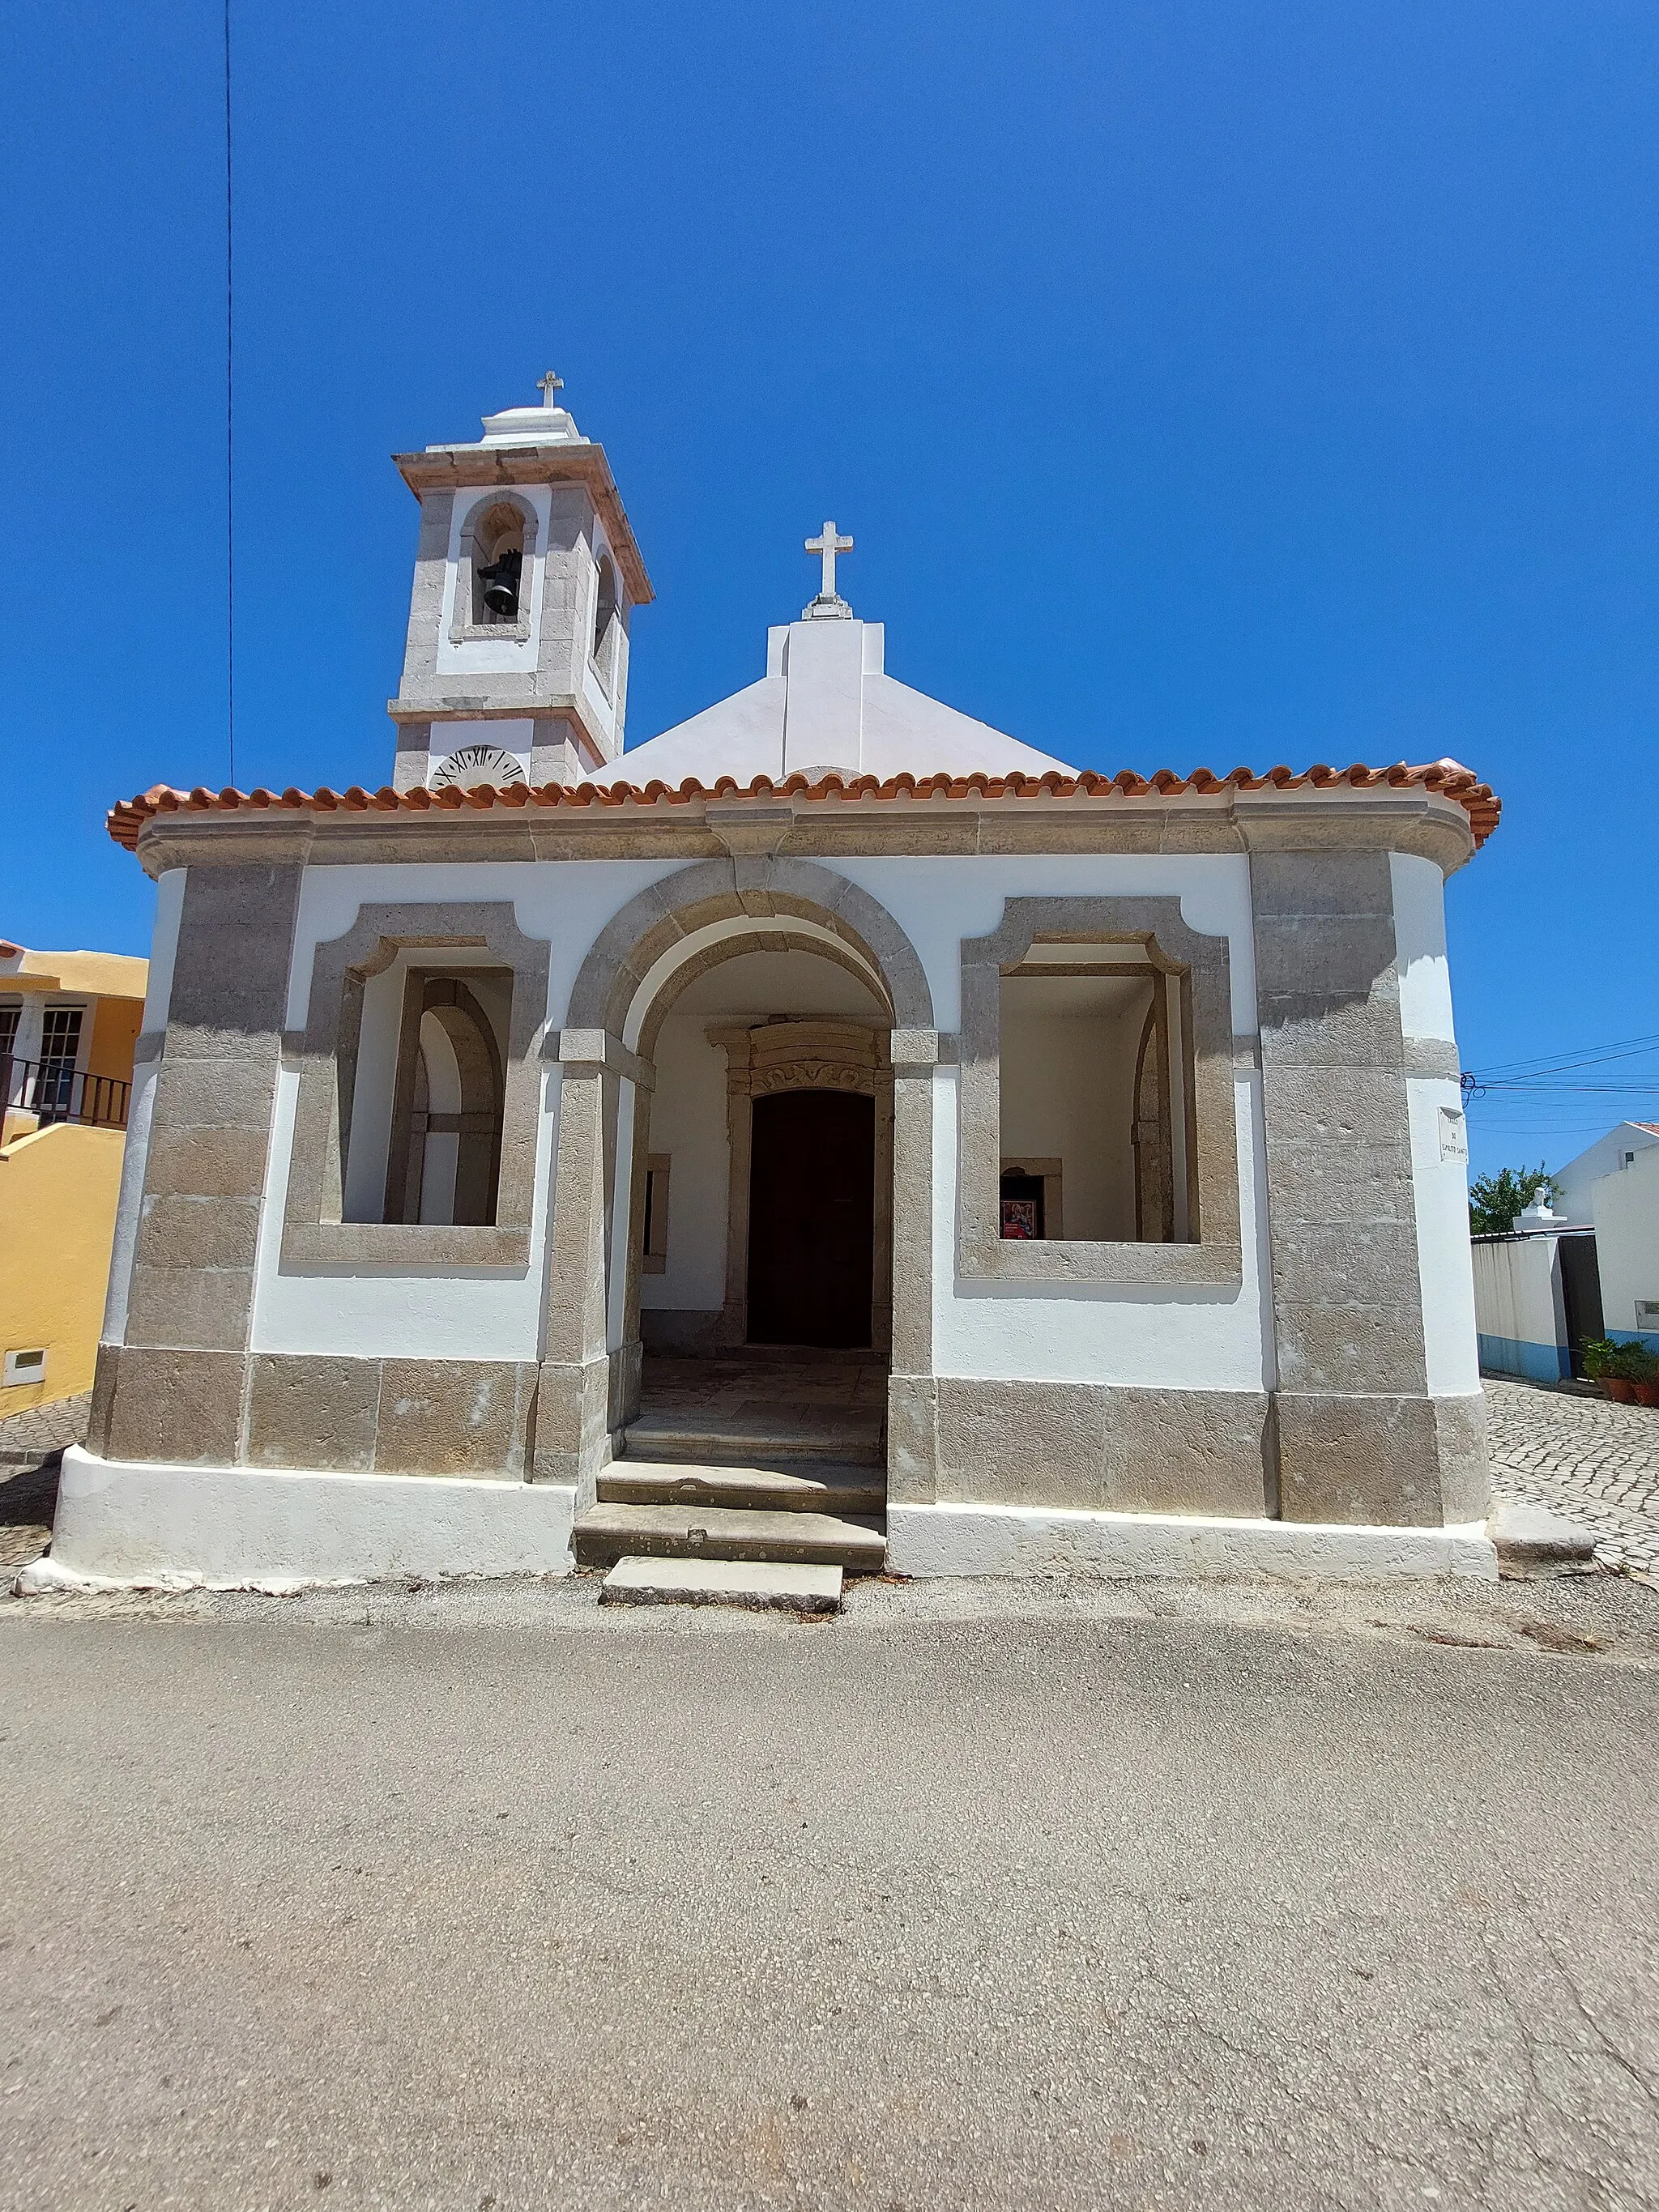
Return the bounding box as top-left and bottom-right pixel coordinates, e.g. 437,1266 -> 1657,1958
0,1391 -> 88,1572
1485,1375 -> 1659,1581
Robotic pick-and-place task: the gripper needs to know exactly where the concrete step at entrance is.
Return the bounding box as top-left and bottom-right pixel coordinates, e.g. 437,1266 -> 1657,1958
598,1458 -> 885,1517
621,1405 -> 885,1468
575,1501 -> 886,1572
599,1556 -> 843,1613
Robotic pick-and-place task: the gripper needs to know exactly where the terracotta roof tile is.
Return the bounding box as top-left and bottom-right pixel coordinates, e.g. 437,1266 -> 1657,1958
106,758 -> 1501,854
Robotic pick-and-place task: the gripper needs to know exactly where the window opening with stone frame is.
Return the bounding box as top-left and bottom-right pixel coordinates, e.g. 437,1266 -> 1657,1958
334,967 -> 512,1229
384,974 -> 507,1226
997,953 -> 1191,1242
0,1004 -> 19,1106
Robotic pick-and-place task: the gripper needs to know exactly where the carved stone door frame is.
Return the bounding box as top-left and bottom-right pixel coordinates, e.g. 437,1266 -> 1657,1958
706,1019 -> 893,1356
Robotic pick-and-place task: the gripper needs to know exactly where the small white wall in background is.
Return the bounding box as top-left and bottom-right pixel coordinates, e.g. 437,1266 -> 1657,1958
1471,1236 -> 1567,1382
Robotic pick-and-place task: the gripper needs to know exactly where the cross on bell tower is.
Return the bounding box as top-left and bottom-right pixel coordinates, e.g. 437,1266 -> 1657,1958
803,520 -> 854,619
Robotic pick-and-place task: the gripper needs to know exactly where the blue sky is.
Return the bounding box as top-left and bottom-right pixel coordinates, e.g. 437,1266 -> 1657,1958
4,0 -> 1657,1176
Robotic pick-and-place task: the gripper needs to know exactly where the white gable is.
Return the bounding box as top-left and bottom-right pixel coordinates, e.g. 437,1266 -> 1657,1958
616,615 -> 1077,786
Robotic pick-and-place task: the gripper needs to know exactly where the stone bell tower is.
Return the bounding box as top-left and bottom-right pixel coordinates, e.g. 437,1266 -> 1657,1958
388,376 -> 654,791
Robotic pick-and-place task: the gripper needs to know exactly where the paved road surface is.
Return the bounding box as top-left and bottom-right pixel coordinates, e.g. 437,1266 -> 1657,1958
3,1571 -> 1657,2210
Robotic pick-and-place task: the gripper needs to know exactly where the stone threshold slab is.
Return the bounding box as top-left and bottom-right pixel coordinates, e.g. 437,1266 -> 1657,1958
575,1500 -> 886,1570
599,1459 -> 885,1516
599,1555 -> 842,1613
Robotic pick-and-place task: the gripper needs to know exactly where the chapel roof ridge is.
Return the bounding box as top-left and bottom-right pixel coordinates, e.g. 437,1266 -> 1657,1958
106,759 -> 1501,854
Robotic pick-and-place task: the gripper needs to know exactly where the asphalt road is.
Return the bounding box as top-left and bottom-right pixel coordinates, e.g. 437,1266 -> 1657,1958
3,1572 -> 1658,2211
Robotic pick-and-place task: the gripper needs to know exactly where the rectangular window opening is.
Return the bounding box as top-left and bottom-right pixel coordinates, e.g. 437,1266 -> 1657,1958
998,957 -> 1193,1243
342,965 -> 513,1227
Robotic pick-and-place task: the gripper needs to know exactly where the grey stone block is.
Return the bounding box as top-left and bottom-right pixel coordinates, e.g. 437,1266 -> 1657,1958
1251,849 -> 1394,920
1275,1299 -> 1429,1396
124,1265 -> 255,1354
102,1348 -> 247,1466
142,1124 -> 271,1200
1275,1392 -> 1444,1526
1252,914 -> 1397,999
599,1557 -> 842,1613
375,1359 -> 535,1478
245,1355 -> 382,1472
134,1196 -> 260,1272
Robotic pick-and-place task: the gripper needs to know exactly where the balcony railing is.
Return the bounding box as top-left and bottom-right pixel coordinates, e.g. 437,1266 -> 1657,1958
1,1054 -> 130,1132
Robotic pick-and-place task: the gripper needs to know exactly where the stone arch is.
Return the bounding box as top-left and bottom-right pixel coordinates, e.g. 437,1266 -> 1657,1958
565,855 -> 934,1042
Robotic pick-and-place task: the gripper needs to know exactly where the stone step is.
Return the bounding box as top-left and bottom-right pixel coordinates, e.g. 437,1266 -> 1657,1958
575,1501 -> 886,1572
599,1555 -> 843,1613
621,1407 -> 885,1469
598,1458 -> 885,1517
1490,1501 -> 1600,1577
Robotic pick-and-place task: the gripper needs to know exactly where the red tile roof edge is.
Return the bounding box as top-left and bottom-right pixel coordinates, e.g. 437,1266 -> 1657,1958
106,758 -> 1501,855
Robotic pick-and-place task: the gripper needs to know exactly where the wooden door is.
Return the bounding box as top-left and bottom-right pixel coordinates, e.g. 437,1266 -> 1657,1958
747,1089 -> 876,1347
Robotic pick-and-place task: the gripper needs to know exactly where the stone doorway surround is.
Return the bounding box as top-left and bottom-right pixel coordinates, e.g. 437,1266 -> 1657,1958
705,1019 -> 893,1355
550,854 -> 940,1510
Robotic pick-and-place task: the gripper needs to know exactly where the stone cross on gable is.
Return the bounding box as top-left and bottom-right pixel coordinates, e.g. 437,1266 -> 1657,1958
537,370 -> 565,406
804,520 -> 853,606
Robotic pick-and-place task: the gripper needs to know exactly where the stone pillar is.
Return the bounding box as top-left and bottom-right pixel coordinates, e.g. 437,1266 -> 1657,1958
886,1032 -> 940,1504
1252,850 -> 1478,1525
90,855 -> 305,1465
535,1036 -> 617,1507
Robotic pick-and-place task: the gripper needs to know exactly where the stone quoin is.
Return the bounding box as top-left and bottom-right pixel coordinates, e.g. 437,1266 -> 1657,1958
26,384 -> 1506,1593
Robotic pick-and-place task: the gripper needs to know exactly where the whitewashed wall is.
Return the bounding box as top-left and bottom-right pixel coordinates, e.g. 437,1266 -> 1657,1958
1471,1236 -> 1567,1382
1391,853 -> 1481,1398
1591,1145 -> 1659,1345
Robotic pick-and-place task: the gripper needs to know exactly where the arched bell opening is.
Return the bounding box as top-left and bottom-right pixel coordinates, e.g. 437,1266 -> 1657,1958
462,497 -> 536,629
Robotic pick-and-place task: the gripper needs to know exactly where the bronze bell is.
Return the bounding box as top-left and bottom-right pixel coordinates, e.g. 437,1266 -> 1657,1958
479,548 -> 522,619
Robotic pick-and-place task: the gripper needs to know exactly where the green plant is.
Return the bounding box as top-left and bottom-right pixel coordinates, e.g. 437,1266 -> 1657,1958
1469,1163 -> 1561,1236
1582,1337 -> 1659,1382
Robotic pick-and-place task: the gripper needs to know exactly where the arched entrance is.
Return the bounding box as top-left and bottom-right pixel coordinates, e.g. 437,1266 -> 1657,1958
544,856 -> 939,1552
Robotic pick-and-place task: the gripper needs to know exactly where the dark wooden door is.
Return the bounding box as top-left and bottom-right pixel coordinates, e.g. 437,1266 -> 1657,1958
747,1089 -> 876,1347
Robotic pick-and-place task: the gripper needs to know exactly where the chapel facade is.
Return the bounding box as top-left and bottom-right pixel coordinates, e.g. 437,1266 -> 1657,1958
32,385 -> 1504,1593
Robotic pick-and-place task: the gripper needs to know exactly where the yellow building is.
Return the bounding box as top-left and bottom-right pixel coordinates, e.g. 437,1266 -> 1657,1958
1,941 -> 148,1413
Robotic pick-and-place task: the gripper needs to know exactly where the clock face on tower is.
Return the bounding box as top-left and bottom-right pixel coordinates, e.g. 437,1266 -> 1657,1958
428,744 -> 527,791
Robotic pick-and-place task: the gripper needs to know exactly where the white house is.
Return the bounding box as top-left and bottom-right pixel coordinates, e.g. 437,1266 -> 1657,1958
28,386 -> 1506,1596
1553,1122 -> 1659,1226
1590,1144 -> 1659,1352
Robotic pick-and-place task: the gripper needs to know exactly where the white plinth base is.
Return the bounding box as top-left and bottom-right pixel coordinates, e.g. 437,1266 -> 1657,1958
887,1501 -> 1499,1583
15,1448 -> 578,1595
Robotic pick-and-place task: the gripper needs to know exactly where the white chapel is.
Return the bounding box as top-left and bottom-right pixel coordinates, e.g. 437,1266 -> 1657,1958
27,383 -> 1506,1600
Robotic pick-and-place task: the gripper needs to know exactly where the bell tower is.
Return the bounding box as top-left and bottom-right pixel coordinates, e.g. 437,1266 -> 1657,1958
388,377 -> 654,791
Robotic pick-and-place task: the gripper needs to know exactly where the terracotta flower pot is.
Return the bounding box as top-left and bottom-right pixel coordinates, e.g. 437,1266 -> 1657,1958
1604,1377 -> 1638,1403
1634,1380 -> 1659,1409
